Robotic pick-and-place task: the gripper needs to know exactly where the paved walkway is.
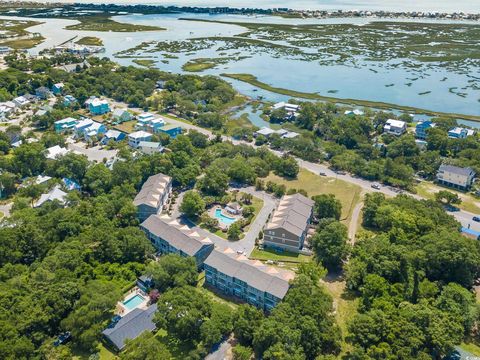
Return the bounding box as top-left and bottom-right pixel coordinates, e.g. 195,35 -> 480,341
348,201 -> 364,245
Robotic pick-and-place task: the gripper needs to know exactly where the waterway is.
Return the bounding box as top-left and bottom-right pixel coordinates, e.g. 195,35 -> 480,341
2,11 -> 479,125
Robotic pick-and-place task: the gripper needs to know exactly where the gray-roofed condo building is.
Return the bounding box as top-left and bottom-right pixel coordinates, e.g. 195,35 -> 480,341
102,304 -> 157,351
263,193 -> 314,253
437,164 -> 476,191
204,248 -> 293,311
134,173 -> 172,222
140,215 -> 214,267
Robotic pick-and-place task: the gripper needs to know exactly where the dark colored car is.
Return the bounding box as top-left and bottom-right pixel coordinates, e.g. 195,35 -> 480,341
473,216 -> 480,222
53,332 -> 71,347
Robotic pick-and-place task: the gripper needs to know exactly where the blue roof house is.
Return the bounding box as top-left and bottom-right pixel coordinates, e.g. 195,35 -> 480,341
89,98 -> 110,115
52,83 -> 64,95
461,227 -> 480,240
415,121 -> 436,140
54,117 -> 78,133
62,177 -> 81,191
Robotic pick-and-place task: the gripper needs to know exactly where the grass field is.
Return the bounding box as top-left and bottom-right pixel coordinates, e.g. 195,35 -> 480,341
459,342 -> 480,356
66,16 -> 165,32
113,120 -> 136,134
415,182 -> 480,214
221,73 -> 480,123
76,36 -> 103,46
264,168 -> 362,222
250,247 -> 311,263
1,36 -> 44,49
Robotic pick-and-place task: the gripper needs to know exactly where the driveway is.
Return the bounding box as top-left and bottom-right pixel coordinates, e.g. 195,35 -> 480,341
171,186 -> 276,256
67,142 -> 117,163
0,202 -> 12,218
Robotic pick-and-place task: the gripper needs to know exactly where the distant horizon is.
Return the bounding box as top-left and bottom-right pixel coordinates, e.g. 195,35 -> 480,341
12,0 -> 480,13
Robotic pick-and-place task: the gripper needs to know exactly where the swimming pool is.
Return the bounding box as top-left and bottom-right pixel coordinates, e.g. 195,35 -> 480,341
214,208 -> 237,225
123,294 -> 145,310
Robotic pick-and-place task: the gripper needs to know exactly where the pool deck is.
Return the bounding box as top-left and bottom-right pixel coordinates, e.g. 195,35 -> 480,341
116,287 -> 149,316
209,205 -> 241,229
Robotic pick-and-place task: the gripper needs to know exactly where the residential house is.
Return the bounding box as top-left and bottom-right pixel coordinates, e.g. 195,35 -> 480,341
0,46 -> 11,54
415,121 -> 436,140
383,119 -> 407,136
54,117 -> 78,133
101,130 -> 126,145
63,95 -> 77,107
272,102 -> 300,119
204,248 -> 293,311
136,275 -> 153,293
436,164 -> 476,191
102,304 -> 157,351
88,98 -> 110,115
128,131 -> 153,148
133,173 -> 172,221
135,113 -> 166,133
35,86 -> 52,100
254,127 -> 298,139
282,131 -> 299,139
112,108 -> 132,124
263,193 -> 314,253
448,127 -> 475,139
34,186 -> 68,208
254,127 -> 276,138
138,141 -> 164,155
344,109 -> 364,116
83,121 -> 107,142
0,101 -> 16,120
13,96 -> 30,108
157,124 -> 182,138
52,83 -> 64,95
45,145 -> 70,160
58,60 -> 90,73
136,113 -> 156,126
140,215 -> 214,267
62,178 -> 81,191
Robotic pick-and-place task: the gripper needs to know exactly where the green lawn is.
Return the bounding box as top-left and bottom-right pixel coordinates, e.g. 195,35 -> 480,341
264,168 -> 362,222
416,181 -> 480,214
459,342 -> 480,356
113,120 -> 136,134
250,247 -> 311,264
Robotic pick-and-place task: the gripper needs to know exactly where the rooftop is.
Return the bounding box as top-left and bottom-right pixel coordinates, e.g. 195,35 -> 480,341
133,173 -> 172,209
438,164 -> 475,177
204,248 -> 293,299
140,214 -> 213,257
265,193 -> 314,237
129,131 -> 152,139
102,304 -> 157,350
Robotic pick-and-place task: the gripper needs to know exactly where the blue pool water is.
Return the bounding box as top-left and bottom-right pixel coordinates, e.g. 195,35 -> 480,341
214,208 -> 237,225
123,294 -> 145,310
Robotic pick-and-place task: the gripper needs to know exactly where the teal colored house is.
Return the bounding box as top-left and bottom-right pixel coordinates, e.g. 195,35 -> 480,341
158,124 -> 182,138
52,83 -> 64,95
415,121 -> 436,140
63,95 -> 77,107
88,98 -> 110,115
54,117 -> 78,133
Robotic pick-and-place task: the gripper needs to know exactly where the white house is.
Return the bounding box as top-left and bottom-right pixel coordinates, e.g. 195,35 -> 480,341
45,145 -> 70,160
384,119 -> 407,136
138,141 -> 164,155
13,96 -> 30,108
273,102 -> 300,113
34,186 -> 68,208
128,131 -> 153,148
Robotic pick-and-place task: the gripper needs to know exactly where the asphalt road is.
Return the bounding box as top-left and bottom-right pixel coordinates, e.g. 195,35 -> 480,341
163,113 -> 480,233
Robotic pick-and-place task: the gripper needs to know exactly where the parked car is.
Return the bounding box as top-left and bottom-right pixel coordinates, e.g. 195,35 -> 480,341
53,332 -> 71,347
473,216 -> 480,222
335,170 -> 347,175
371,183 -> 381,190
319,171 -> 327,176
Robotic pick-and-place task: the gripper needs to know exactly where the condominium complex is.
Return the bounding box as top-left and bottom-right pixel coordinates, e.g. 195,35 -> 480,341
436,164 -> 476,191
133,173 -> 172,222
204,248 -> 293,311
263,193 -> 314,253
140,214 -> 214,267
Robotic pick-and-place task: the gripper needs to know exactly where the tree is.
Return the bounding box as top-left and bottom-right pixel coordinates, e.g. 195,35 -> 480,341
234,305 -> 264,346
146,254 -> 197,292
121,332 -> 172,360
312,194 -> 342,220
180,190 -> 205,218
311,221 -> 349,271
275,155 -> 299,178
84,163 -> 112,195
198,166 -> 229,196
434,190 -> 462,206
228,222 -> 242,241
200,303 -> 234,348
232,345 -> 253,360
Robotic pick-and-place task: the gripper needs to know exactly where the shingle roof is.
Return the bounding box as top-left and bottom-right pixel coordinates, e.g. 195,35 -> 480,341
439,164 -> 475,177
204,249 -> 292,299
133,173 -> 172,208
102,304 -> 157,350
265,193 -> 314,237
140,215 -> 213,256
